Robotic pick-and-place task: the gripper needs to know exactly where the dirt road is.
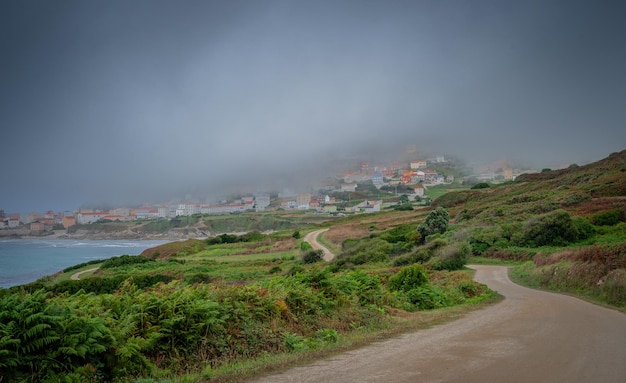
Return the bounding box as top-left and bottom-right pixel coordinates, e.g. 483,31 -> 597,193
250,265 -> 626,383
70,267 -> 99,280
303,229 -> 334,261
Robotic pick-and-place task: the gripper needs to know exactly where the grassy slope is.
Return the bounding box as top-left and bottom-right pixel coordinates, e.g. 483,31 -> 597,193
432,149 -> 626,307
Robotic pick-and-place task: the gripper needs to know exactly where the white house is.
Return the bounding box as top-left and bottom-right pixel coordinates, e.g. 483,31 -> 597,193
76,211 -> 107,224
254,193 -> 271,211
414,185 -> 425,197
8,216 -> 20,228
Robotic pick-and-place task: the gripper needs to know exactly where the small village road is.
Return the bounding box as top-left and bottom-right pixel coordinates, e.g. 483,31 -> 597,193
303,228 -> 334,261
70,267 -> 99,280
250,265 -> 626,383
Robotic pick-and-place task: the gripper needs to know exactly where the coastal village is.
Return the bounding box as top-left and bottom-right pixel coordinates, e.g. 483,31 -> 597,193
1,154 -> 529,236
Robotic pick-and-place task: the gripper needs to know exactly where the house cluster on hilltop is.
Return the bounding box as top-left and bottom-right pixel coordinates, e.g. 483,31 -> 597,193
341,156 -> 451,194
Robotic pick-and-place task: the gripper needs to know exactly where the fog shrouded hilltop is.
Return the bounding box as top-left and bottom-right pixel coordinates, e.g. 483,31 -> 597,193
1,0 -> 625,213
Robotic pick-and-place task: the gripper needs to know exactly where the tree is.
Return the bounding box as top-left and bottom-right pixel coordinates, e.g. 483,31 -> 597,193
399,194 -> 410,205
417,207 -> 449,242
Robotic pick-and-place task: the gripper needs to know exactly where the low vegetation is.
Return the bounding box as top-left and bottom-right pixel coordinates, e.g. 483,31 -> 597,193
1,212 -> 495,382
1,149 -> 625,382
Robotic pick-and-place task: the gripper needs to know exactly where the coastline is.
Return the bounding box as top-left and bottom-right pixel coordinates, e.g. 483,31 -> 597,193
1,229 -> 204,242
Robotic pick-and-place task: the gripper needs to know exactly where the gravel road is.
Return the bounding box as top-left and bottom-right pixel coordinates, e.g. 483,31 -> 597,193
250,265 -> 626,383
303,229 -> 334,261
70,267 -> 99,280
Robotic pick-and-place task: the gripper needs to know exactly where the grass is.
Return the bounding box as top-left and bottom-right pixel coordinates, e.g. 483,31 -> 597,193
425,184 -> 469,201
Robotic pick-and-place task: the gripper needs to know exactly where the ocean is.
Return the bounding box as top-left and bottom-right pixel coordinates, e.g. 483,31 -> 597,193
0,239 -> 167,288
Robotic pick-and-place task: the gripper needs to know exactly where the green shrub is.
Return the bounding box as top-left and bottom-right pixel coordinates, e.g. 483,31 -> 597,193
404,286 -> 447,310
388,264 -> 429,292
471,182 -> 490,189
338,238 -> 392,265
380,224 -> 418,244
302,249 -> 324,264
101,254 -> 153,269
392,238 -> 448,266
418,207 -> 450,242
430,242 -> 471,271
591,209 -> 626,226
519,210 -> 582,247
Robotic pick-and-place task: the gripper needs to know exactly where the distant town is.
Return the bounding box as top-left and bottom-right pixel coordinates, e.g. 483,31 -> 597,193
1,152 -> 538,236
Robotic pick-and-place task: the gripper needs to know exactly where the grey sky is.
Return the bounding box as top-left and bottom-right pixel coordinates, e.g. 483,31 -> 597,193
1,0 -> 625,213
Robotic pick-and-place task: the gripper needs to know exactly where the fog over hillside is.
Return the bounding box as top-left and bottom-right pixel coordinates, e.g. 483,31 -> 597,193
1,0 -> 625,212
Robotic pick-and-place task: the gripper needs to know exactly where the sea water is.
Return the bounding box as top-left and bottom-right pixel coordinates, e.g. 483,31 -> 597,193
0,239 -> 167,288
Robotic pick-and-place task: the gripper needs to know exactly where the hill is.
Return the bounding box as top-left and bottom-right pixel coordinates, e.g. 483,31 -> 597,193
430,150 -> 626,307
433,149 -> 626,223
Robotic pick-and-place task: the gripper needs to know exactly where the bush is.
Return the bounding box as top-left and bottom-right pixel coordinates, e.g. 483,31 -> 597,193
418,207 -> 450,242
388,264 -> 429,292
591,209 -> 626,226
471,182 -> 490,189
430,242 -> 471,271
101,254 -> 153,269
302,250 -> 324,264
519,210 -> 583,247
392,238 -> 448,266
338,238 -> 392,265
380,224 -> 418,244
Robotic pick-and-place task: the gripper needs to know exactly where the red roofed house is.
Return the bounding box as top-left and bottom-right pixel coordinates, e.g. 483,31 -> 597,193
8,216 -> 21,228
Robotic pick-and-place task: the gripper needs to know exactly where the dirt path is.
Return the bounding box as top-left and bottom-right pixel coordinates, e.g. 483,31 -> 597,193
250,265 -> 626,383
303,228 -> 334,261
70,267 -> 99,280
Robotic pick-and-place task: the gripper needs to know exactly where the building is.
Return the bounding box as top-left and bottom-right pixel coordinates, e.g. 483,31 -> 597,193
156,205 -> 167,218
110,208 -> 131,220
296,192 -> 311,210
8,216 -> 20,228
30,222 -> 45,232
62,216 -> 76,228
352,200 -> 382,213
76,211 -> 107,224
410,160 -> 427,169
414,185 -> 425,197
254,193 -> 271,211
371,173 -> 384,189
341,183 -> 357,192
200,203 -> 248,215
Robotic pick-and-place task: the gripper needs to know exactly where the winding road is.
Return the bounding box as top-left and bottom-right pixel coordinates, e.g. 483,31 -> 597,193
251,265 -> 626,382
70,267 -> 99,280
303,228 -> 334,261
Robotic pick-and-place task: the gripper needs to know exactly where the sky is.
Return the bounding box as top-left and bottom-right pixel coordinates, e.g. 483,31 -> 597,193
1,0 -> 625,213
